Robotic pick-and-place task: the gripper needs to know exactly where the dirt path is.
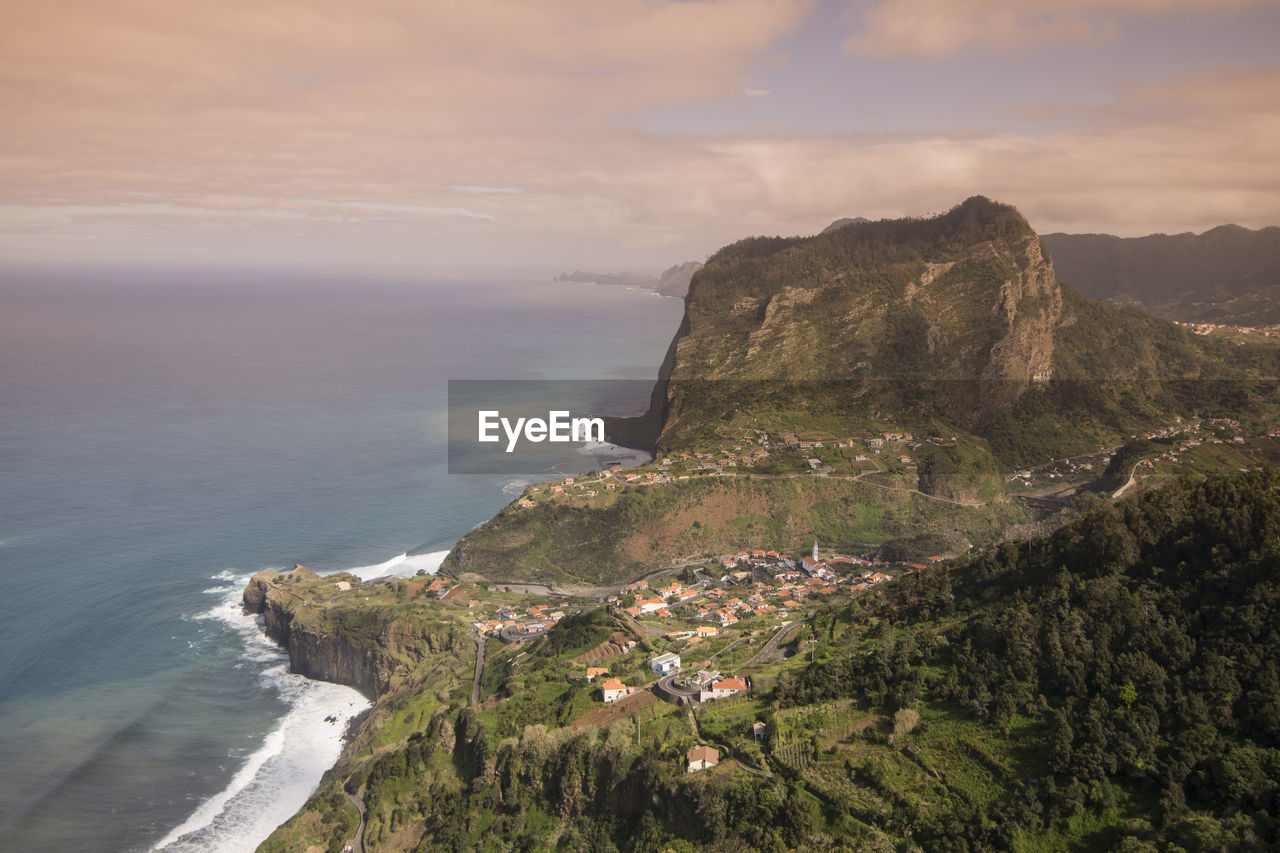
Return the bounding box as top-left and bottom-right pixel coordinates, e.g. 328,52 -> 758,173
1113,460 -> 1142,498
686,706 -> 702,740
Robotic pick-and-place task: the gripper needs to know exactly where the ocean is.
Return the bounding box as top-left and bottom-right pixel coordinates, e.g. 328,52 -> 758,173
0,269 -> 684,852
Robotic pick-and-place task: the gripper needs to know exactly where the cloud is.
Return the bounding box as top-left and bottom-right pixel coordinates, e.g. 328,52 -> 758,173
449,186 -> 524,194
0,0 -> 813,201
683,67 -> 1280,239
744,88 -> 771,97
843,0 -> 1263,59
0,2 -> 1276,270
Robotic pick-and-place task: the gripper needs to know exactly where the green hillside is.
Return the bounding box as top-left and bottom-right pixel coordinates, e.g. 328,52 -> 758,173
261,471 -> 1280,852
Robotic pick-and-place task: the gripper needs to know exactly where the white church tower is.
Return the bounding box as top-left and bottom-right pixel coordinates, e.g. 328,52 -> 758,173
813,540 -> 819,562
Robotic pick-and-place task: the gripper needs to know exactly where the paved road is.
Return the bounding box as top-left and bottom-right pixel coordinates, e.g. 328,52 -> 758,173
742,620 -> 798,668
470,633 -> 485,705
344,786 -> 367,853
710,636 -> 750,661
656,672 -> 701,702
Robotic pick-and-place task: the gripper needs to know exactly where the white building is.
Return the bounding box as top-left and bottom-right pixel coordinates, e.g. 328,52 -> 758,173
600,678 -> 630,703
650,652 -> 681,674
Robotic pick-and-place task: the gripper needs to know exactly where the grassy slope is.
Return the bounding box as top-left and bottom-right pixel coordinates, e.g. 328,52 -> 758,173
442,476 -> 1025,585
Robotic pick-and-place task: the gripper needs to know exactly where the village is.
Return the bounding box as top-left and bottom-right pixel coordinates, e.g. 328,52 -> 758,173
454,542 -> 925,642
1174,319 -> 1280,338
510,424 -> 962,510
1003,414 -> 1278,492
411,540 -> 938,732
393,411 -> 1280,778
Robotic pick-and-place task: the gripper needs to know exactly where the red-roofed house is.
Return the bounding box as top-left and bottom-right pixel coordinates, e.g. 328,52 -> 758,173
700,676 -> 748,702
687,745 -> 719,773
601,678 -> 631,703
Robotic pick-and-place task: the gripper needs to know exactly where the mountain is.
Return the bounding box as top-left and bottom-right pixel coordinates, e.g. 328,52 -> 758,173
1042,225 -> 1280,324
443,197 -> 1280,588
652,197 -> 1276,461
654,261 -> 702,297
555,261 -> 703,298
556,270 -> 656,287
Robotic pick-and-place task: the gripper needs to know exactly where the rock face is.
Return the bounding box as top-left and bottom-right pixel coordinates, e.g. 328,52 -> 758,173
242,564 -> 317,610
242,570 -> 464,700
654,261 -> 702,297
656,196 -> 1064,437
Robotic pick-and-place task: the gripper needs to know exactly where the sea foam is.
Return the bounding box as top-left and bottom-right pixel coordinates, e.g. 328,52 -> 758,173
153,578 -> 369,853
346,549 -> 448,580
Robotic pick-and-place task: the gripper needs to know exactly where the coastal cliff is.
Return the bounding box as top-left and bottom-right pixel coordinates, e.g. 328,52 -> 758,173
556,260 -> 702,298
242,567 -> 470,700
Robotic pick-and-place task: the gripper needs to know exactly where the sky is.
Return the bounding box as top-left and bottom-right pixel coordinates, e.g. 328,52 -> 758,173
2,0 -> 1278,274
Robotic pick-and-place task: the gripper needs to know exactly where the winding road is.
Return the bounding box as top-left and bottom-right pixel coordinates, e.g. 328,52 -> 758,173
344,786 -> 367,853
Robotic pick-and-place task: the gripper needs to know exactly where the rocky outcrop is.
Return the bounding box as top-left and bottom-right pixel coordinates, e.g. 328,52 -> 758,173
654,261 -> 702,297
555,261 -> 702,298
242,571 -> 466,700
656,196 -> 1067,436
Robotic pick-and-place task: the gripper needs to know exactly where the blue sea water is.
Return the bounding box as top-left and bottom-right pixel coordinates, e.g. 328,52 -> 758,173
0,270 -> 684,852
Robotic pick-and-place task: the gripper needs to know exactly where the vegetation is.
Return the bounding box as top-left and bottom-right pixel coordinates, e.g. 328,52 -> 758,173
1042,225 -> 1280,325
775,471 -> 1280,850
262,471 -> 1280,852
444,475 -> 1026,586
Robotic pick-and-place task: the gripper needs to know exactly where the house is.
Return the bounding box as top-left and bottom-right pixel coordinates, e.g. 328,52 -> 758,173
334,581 -> 351,592
752,721 -> 767,741
584,667 -> 608,680
700,676 -> 748,702
686,744 -> 720,773
695,625 -> 719,638
601,678 -> 630,703
635,596 -> 666,614
692,669 -> 721,688
650,652 -> 682,674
